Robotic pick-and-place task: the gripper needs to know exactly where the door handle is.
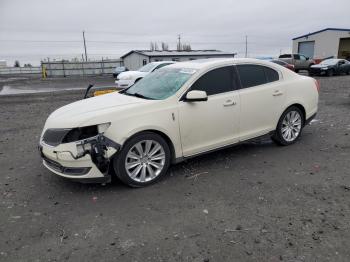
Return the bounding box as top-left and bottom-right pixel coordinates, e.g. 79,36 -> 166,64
223,99 -> 236,106
273,90 -> 283,96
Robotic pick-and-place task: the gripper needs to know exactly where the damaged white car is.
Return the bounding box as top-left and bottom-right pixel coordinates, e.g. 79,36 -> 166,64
39,58 -> 319,187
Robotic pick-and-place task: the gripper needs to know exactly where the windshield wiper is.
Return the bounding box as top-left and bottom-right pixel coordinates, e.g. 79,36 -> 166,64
122,92 -> 154,100
133,93 -> 154,100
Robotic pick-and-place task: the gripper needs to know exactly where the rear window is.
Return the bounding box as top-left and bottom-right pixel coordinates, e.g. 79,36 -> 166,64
279,54 -> 292,58
237,64 -> 279,88
271,60 -> 285,66
237,65 -> 267,88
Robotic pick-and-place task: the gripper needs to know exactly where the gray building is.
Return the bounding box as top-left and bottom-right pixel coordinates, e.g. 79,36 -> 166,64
121,50 -> 236,70
292,28 -> 350,60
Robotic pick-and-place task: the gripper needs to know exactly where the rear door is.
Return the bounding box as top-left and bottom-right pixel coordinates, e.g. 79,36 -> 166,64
236,64 -> 286,141
178,66 -> 240,156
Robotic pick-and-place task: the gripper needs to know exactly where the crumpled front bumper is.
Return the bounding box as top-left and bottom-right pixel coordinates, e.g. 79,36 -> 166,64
38,134 -> 120,183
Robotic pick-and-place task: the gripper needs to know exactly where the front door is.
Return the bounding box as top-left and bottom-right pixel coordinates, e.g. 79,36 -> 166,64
178,66 -> 240,157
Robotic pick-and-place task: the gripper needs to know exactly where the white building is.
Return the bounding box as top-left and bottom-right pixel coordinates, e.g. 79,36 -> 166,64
121,50 -> 235,70
292,28 -> 350,60
0,60 -> 7,68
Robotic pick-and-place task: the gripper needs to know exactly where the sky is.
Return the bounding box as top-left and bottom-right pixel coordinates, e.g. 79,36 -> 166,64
0,0 -> 349,66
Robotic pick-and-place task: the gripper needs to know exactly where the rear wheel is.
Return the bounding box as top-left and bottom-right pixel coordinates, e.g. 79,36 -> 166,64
272,106 -> 304,146
113,132 -> 171,187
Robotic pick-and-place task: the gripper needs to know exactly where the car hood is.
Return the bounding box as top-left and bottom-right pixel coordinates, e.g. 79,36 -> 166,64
311,64 -> 331,68
44,92 -> 151,129
117,71 -> 147,80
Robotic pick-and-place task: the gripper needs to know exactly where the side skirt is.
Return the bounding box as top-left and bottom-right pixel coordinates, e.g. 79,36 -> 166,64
174,131 -> 274,164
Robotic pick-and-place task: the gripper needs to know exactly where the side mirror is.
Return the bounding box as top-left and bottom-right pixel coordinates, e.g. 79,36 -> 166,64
185,90 -> 208,102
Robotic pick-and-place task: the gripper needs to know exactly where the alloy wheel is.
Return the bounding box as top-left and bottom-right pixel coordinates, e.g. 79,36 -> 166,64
281,111 -> 302,142
125,140 -> 166,183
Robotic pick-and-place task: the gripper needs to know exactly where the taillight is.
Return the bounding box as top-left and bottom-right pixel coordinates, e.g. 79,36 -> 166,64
314,79 -> 320,92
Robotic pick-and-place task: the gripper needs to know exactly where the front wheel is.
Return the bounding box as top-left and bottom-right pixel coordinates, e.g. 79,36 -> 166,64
272,106 -> 304,146
113,132 -> 171,187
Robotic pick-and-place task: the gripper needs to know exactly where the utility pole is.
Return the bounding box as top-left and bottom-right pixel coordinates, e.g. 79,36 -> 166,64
245,35 -> 248,58
177,34 -> 181,51
83,31 -> 88,62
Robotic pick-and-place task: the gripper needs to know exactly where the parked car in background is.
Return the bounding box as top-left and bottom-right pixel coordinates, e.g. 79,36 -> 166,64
279,54 -> 315,73
270,59 -> 295,71
115,61 -> 175,89
309,59 -> 350,76
39,58 -> 319,187
113,66 -> 128,78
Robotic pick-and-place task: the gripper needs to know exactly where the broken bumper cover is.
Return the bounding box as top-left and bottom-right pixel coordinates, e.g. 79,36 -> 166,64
38,134 -> 120,183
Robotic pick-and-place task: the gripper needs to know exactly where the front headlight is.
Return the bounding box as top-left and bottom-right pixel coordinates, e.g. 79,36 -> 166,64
42,123 -> 111,146
321,67 -> 328,70
97,123 -> 111,133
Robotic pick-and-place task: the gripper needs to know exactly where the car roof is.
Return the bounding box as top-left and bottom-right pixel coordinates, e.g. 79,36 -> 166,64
150,61 -> 175,65
167,58 -> 281,69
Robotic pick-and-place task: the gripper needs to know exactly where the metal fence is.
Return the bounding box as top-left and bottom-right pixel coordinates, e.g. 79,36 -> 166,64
0,67 -> 41,76
42,59 -> 123,77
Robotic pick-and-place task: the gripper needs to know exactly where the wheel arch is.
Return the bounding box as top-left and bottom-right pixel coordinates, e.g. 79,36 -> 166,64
121,129 -> 177,164
281,103 -> 306,125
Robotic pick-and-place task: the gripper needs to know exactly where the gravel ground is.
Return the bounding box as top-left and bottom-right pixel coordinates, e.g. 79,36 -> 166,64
0,75 -> 350,262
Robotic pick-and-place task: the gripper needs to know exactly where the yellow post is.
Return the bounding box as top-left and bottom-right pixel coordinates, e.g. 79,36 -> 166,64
42,65 -> 47,79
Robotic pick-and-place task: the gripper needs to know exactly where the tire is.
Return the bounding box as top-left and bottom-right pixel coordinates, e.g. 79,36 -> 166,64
327,69 -> 334,77
295,69 -> 299,73
272,106 -> 304,146
346,70 -> 350,75
113,132 -> 171,187
308,65 -> 314,76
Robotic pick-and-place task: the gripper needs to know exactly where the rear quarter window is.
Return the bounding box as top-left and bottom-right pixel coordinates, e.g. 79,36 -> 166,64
264,67 -> 279,82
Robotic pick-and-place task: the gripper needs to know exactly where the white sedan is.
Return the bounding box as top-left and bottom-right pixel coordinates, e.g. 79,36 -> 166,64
115,61 -> 175,88
39,58 -> 319,187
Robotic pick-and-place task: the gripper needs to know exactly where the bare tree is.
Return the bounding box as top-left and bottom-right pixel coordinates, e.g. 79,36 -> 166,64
154,42 -> 159,51
182,43 -> 192,51
150,42 -> 155,51
161,42 -> 169,51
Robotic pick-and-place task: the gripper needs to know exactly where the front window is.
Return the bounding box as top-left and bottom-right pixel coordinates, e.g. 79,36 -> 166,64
123,68 -> 196,100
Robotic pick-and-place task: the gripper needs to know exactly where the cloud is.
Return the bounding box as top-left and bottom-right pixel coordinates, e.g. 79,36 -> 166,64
0,0 -> 348,65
